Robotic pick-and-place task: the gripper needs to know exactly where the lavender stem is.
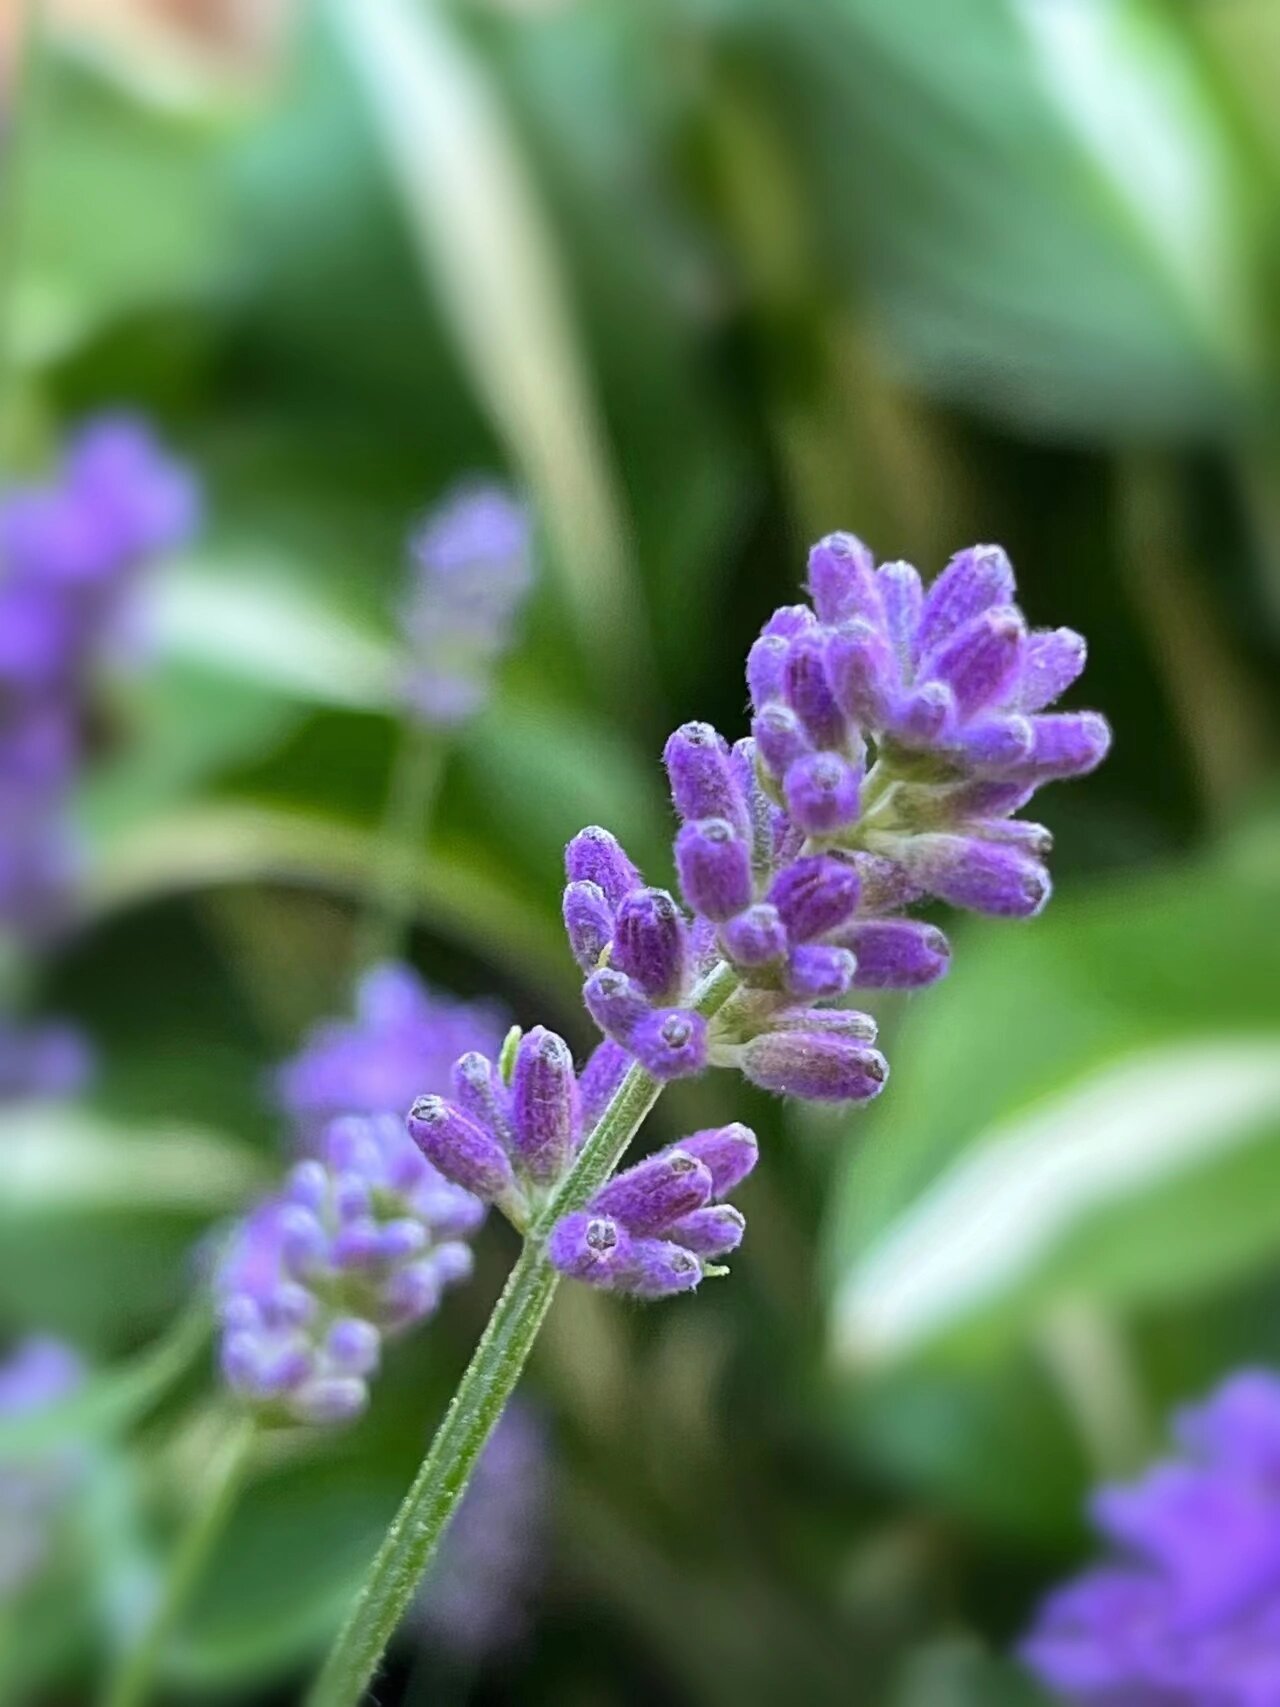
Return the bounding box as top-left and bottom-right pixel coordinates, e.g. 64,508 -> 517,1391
309,960 -> 739,1707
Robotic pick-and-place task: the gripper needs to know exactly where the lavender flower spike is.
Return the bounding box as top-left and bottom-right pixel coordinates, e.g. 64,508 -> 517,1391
217,1115 -> 483,1427
400,479 -> 534,726
1021,1368 -> 1280,1705
547,1126 -> 758,1299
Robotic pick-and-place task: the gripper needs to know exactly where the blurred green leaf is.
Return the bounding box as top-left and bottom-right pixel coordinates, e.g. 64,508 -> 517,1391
892,1639 -> 1046,1706
826,843 -> 1280,1368
0,1106 -> 264,1216
742,0 -> 1270,436
17,56 -> 230,368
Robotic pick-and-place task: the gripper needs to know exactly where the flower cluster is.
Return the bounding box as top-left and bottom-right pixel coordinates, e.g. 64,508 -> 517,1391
216,1115 -> 483,1426
0,413 -> 198,942
0,1019 -> 93,1105
564,534 -> 1108,1104
547,1123 -> 757,1299
277,961 -> 507,1145
0,1337 -> 84,1600
413,1400 -> 549,1662
407,1031 -> 757,1299
1022,1369 -> 1280,1705
399,480 -> 534,727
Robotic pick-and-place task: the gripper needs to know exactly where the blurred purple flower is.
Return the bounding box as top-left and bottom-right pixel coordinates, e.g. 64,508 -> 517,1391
0,1337 -> 84,1599
0,412 -> 198,944
0,1020 -> 93,1104
1022,1369 -> 1280,1705
276,961 -> 507,1144
216,1114 -> 484,1427
413,1400 -> 550,1663
400,480 -> 534,727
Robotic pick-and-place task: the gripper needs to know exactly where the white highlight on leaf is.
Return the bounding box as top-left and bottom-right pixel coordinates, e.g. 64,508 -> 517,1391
833,1039 -> 1280,1365
1014,0 -> 1252,370
0,1109 -> 265,1213
150,557 -> 395,710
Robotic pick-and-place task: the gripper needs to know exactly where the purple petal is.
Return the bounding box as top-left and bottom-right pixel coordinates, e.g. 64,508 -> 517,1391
563,880 -> 614,972
564,826 -> 641,909
1018,627 -> 1087,713
784,630 -> 847,750
629,1008 -> 708,1081
675,1123 -> 759,1194
767,854 -> 861,942
840,919 -> 951,989
806,531 -> 881,625
782,751 -> 862,836
407,1096 -> 517,1201
510,1027 -> 581,1185
665,1204 -> 746,1260
741,1032 -> 888,1103
664,722 -> 752,841
611,888 -> 688,1001
916,544 -> 1015,659
591,1149 -> 713,1236
675,819 -> 754,923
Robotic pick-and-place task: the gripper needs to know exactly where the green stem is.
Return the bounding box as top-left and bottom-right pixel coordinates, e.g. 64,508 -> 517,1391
356,720 -> 446,973
101,1415 -> 257,1707
309,961 -> 740,1707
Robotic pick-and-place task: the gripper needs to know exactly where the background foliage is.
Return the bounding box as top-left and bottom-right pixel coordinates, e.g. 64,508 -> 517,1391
3,0 -> 1279,1701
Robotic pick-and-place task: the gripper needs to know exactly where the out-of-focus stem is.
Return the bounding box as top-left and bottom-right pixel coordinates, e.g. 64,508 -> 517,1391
101,1413 -> 257,1707
356,719 -> 445,972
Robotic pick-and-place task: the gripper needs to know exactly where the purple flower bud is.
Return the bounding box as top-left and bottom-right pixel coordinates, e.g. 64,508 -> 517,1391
579,1040 -> 631,1127
876,560 -> 924,663
752,704 -> 809,780
1023,711 -> 1112,779
785,944 -> 856,999
892,681 -> 956,746
583,968 -> 650,1044
665,1204 -> 746,1259
630,1008 -> 708,1081
546,1212 -> 636,1285
676,1123 -> 759,1194
326,1318 -> 381,1377
893,832 -> 1051,918
1018,627 -> 1087,712
740,1032 -> 888,1103
563,880 -> 614,972
408,1096 -> 518,1202
611,888 -> 688,1001
783,751 -> 862,836
592,1149 -> 714,1235
768,1007 -> 878,1042
292,1378 -> 369,1427
664,722 -> 751,841
952,713 -> 1035,769
564,826 -> 641,909
762,604 -> 817,641
449,1052 -> 514,1151
920,606 -> 1025,720
720,902 -> 788,968
746,633 -> 790,712
826,620 -> 897,730
510,1026 -> 581,1185
915,544 -> 1015,658
847,852 -> 925,915
839,919 -> 951,988
675,819 -> 753,922
784,631 -> 847,750
767,854 -> 861,942
621,1238 -> 704,1300
807,532 -> 880,625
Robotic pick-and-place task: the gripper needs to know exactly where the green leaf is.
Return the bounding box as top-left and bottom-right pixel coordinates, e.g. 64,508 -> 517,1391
826,845 -> 1280,1368
746,0 -> 1269,436
16,55 -> 230,368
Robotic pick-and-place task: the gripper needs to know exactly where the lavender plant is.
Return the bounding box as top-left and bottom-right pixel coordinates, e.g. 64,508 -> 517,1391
309,531 -> 1110,1705
1022,1369 -> 1280,1705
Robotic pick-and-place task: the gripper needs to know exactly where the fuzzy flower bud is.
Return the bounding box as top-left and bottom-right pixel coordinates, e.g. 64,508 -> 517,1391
547,1125 -> 758,1300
